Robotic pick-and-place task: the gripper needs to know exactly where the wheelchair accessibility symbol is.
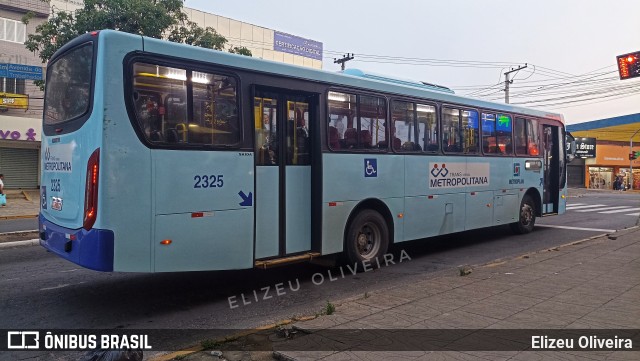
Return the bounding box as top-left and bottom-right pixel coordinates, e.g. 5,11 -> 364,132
364,159 -> 377,177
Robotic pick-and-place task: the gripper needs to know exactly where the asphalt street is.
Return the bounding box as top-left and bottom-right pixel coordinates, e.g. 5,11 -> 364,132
0,191 -> 638,360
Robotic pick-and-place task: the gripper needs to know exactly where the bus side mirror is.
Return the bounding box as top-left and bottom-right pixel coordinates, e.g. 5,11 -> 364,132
566,139 -> 576,162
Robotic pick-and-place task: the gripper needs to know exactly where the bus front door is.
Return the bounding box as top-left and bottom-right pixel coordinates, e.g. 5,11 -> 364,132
542,125 -> 560,214
254,90 -> 312,259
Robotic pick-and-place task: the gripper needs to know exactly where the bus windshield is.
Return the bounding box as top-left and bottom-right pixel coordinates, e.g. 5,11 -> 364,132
44,42 -> 93,125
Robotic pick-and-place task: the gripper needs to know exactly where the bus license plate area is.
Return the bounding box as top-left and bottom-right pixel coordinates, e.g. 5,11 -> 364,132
51,197 -> 63,211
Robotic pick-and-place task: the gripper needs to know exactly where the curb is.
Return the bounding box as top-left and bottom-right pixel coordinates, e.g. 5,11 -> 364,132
0,239 -> 39,249
0,214 -> 38,220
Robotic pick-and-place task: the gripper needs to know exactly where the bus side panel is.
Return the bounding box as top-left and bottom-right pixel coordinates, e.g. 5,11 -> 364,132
404,156 -> 466,240
321,153 -> 404,255
98,32 -> 151,271
154,209 -> 252,271
152,150 -> 254,271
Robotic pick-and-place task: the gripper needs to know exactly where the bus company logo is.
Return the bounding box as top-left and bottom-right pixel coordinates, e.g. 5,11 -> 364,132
43,146 -> 73,173
364,159 -> 377,177
514,163 -> 521,177
7,331 -> 39,349
430,163 -> 449,178
429,162 -> 490,189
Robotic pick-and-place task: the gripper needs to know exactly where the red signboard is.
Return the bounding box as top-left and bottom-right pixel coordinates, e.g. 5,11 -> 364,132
617,51 -> 640,80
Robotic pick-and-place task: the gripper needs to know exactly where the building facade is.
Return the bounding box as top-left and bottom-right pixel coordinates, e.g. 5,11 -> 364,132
567,113 -> 640,190
0,0 -> 323,189
0,0 -> 48,189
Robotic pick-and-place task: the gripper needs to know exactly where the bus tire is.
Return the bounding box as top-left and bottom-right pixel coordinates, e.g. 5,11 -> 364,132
345,209 -> 389,269
511,195 -> 536,234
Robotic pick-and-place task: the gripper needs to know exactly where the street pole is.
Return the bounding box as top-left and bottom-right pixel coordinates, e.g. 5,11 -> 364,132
504,64 -> 528,104
631,128 -> 640,190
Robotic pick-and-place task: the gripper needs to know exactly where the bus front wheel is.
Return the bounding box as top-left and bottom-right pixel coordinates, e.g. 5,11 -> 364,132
345,209 -> 389,268
511,195 -> 536,234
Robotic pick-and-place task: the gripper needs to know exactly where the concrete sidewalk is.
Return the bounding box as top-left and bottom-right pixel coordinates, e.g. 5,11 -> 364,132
273,227 -> 640,360
0,189 -> 39,220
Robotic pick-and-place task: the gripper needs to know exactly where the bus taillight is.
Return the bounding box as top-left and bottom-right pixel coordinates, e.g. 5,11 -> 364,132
83,148 -> 100,230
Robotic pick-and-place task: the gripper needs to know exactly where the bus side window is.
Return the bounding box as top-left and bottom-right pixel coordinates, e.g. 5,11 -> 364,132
442,107 -> 461,153
497,114 -> 512,155
462,110 -> 479,154
482,113 -> 496,154
527,119 -> 540,156
392,100 -> 418,152
328,91 -> 357,150
417,103 -> 437,152
514,118 -> 528,155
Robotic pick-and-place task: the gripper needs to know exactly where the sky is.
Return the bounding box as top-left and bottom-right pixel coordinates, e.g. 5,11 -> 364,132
184,0 -> 640,125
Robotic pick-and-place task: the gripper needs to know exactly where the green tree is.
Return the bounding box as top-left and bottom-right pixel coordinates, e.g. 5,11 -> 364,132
24,0 -> 251,89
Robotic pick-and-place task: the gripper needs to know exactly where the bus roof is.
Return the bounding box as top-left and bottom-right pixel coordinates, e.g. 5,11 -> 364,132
99,30 -> 565,124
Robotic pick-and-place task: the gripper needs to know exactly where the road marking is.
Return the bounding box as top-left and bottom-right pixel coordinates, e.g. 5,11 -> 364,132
627,212 -> 640,216
565,203 -> 586,207
575,206 -> 634,213
40,284 -> 70,291
537,225 -> 616,233
598,207 -> 640,214
565,204 -> 606,210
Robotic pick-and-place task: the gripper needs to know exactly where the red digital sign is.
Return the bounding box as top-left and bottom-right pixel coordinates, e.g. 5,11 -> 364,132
617,51 -> 640,80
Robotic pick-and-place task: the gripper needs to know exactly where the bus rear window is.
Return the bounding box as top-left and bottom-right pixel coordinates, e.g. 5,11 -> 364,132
44,43 -> 93,125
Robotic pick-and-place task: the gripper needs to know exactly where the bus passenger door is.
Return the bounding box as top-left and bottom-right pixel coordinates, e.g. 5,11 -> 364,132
254,90 -> 313,259
542,125 -> 560,214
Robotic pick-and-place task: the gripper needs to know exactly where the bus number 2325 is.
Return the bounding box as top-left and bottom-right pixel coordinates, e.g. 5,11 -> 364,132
194,175 -> 224,189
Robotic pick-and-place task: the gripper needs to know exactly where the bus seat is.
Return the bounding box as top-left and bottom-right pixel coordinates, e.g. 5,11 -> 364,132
150,130 -> 163,142
392,137 -> 402,150
360,130 -> 372,148
505,143 -> 513,154
344,128 -> 357,148
447,144 -> 461,153
165,129 -> 179,143
329,126 -> 340,149
427,143 -> 439,151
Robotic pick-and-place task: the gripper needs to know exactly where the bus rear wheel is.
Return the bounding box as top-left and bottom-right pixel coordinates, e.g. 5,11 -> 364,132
511,195 -> 536,234
345,209 -> 389,269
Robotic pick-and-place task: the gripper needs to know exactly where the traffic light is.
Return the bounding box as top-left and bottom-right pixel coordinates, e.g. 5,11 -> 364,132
617,51 -> 640,80
630,151 -> 640,160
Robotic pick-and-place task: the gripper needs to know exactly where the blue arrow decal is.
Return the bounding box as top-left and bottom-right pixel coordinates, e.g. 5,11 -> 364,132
238,191 -> 253,207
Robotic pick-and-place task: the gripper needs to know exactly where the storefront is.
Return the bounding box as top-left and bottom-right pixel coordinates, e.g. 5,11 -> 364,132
0,114 -> 41,189
584,142 -> 640,190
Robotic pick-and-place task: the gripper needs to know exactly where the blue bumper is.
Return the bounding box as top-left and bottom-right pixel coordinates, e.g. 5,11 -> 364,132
39,214 -> 114,272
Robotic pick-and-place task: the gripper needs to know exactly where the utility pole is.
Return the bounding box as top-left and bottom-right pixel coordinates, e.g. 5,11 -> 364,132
504,64 -> 528,104
334,53 -> 354,71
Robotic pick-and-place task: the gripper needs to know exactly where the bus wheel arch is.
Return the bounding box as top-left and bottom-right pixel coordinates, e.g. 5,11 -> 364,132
343,199 -> 393,267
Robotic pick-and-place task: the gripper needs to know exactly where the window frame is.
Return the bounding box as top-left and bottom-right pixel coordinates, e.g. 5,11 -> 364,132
0,17 -> 26,43
326,88 -> 389,153
43,39 -> 97,136
124,53 -> 243,150
440,105 -> 480,155
480,110 -> 514,156
389,97 -> 438,154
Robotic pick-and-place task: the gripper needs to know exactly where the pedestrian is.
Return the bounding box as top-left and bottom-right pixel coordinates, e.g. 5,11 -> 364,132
0,174 -> 6,207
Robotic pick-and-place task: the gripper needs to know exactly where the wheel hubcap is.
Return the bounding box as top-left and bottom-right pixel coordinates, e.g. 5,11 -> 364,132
356,222 -> 381,258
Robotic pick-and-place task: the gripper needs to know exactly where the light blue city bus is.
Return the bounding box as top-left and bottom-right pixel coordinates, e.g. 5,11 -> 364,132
39,30 -> 568,272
